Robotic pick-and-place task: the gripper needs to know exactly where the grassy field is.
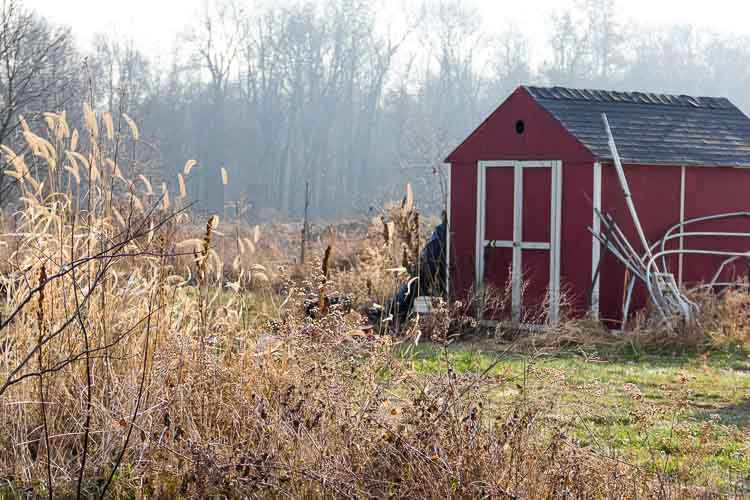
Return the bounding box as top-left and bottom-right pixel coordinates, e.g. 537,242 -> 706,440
3,107 -> 750,498
403,338 -> 750,492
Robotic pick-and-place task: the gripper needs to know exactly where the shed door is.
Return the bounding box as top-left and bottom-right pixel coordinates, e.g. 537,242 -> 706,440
477,161 -> 562,323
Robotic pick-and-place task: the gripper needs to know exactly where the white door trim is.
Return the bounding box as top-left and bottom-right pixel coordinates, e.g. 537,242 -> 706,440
476,160 -> 563,323
511,161 -> 524,319
485,241 -> 551,250
591,161 -> 602,316
475,162 -> 487,291
549,160 -> 563,323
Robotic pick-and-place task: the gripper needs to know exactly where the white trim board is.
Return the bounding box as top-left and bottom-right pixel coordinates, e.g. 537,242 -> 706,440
485,241 -> 551,250
549,160 -> 563,323
678,165 -> 686,287
591,161 -> 602,316
511,161 -> 523,319
475,160 -> 563,324
475,162 -> 486,294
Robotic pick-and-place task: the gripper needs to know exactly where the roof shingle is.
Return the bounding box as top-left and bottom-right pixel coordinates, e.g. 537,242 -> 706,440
525,86 -> 750,167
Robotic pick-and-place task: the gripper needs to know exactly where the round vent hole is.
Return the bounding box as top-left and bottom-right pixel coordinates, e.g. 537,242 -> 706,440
515,120 -> 525,135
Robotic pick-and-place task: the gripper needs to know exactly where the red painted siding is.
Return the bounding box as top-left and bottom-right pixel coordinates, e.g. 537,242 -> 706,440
483,166 -> 515,315
449,163 -> 477,301
683,167 -> 750,286
560,162 -> 594,315
485,247 -> 513,318
485,167 -> 515,241
521,167 -> 553,318
522,168 -> 551,242
599,164 -> 682,323
446,88 -> 594,164
523,249 -> 551,317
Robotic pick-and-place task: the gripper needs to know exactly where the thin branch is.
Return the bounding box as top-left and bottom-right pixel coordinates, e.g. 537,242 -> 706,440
98,282 -> 156,499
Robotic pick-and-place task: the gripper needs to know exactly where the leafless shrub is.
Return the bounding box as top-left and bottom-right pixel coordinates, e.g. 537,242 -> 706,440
0,109 -> 734,499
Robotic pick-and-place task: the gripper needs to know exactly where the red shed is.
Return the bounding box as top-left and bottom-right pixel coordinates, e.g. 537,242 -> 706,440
446,85 -> 750,325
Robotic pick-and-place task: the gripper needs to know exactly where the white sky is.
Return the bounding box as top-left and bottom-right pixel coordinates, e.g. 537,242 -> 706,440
25,0 -> 750,62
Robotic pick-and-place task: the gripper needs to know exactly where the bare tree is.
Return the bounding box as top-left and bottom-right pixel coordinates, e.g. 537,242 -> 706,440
621,25 -> 707,95
394,0 -> 486,212
543,11 -> 592,85
582,0 -> 624,83
4,0 -> 742,221
184,0 -> 241,212
492,26 -> 532,93
0,0 -> 80,205
90,33 -> 152,115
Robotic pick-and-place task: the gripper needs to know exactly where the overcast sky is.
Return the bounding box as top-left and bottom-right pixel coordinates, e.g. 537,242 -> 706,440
25,0 -> 750,62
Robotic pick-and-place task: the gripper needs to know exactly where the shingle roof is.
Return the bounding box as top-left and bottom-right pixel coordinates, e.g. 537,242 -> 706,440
525,86 -> 750,167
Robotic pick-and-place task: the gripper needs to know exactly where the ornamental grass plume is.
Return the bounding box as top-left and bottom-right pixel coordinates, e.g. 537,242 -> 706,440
0,105 -> 740,499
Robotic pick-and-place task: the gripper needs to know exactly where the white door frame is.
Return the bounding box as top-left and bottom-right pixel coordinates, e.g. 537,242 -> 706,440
476,160 -> 562,323
591,161 -> 602,316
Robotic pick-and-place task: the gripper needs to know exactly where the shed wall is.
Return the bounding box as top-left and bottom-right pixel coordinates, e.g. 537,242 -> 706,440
449,163 -> 477,301
560,162 -> 594,315
599,164 -> 682,323
452,162 -> 750,322
446,88 -> 595,164
448,86 -> 750,323
682,167 -> 750,286
597,164 -> 750,323
448,87 -> 595,305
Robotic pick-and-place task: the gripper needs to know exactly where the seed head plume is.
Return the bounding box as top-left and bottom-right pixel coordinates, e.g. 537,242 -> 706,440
122,113 -> 139,140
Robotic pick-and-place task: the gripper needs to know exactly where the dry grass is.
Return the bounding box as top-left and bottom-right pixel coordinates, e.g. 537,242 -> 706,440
475,278 -> 750,356
0,106 -> 746,498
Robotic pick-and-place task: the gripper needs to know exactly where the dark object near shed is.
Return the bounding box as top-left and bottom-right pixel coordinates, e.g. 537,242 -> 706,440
389,221 -> 447,325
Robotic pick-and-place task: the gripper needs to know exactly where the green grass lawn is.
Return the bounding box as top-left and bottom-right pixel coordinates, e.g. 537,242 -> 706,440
399,339 -> 750,492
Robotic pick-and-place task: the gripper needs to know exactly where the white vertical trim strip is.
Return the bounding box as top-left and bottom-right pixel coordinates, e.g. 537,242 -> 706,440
445,163 -> 451,300
475,162 -> 485,295
678,165 -> 686,287
512,161 -> 523,321
591,162 -> 602,316
549,160 -> 563,323
548,163 -> 556,323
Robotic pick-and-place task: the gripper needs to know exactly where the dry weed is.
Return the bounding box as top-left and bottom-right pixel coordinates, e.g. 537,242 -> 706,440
0,107 -> 735,499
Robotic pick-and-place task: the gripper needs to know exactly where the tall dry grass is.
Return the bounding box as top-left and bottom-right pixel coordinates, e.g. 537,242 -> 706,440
0,106 -> 738,498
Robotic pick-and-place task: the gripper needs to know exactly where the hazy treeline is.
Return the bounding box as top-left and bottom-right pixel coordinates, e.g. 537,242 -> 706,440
2,0 -> 750,218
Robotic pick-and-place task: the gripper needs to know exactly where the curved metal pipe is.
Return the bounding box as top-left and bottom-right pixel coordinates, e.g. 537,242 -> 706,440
656,212 -> 750,272
645,248 -> 750,320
